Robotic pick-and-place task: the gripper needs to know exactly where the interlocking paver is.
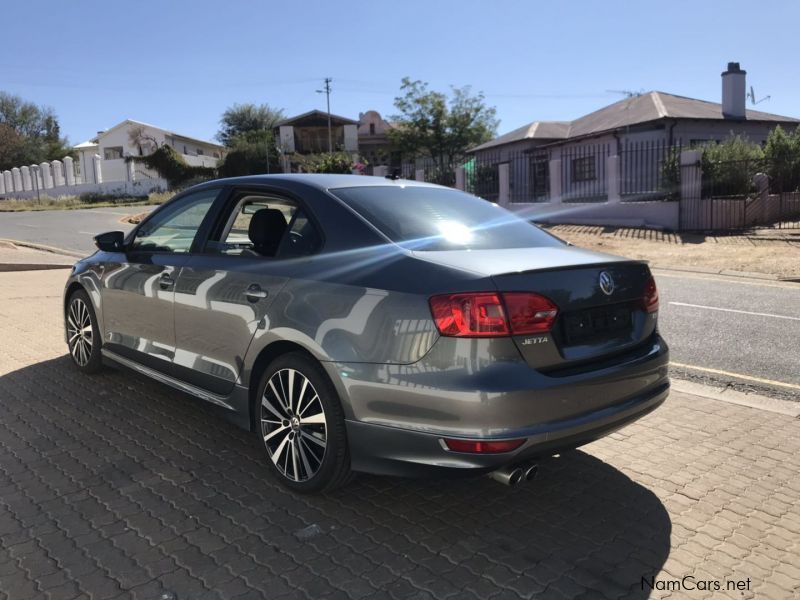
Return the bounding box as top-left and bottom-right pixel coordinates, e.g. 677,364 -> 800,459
1,269 -> 799,599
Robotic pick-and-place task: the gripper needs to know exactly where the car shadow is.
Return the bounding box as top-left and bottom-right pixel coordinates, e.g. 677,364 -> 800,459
0,356 -> 671,599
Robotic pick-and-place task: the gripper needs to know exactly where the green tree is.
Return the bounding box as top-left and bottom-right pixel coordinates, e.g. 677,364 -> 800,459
217,129 -> 282,177
763,125 -> 800,192
0,91 -> 72,170
216,103 -> 285,147
388,78 -> 498,172
700,134 -> 764,198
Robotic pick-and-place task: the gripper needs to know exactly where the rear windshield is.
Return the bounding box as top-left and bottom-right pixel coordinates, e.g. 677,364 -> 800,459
331,186 -> 563,251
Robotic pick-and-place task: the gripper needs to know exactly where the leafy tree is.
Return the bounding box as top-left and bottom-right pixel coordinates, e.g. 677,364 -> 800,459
388,78 -> 499,171
0,91 -> 73,170
218,129 -> 282,177
700,134 -> 764,198
217,103 -> 285,147
763,125 -> 800,192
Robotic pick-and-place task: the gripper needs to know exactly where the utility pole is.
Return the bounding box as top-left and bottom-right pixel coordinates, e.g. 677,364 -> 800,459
317,77 -> 333,153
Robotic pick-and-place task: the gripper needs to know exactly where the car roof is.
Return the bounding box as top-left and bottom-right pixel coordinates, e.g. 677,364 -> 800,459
191,173 -> 444,192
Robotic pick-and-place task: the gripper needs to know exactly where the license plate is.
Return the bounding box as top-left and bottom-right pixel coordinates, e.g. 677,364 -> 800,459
562,305 -> 632,344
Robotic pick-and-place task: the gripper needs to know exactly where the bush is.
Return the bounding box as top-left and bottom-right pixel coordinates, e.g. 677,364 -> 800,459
295,152 -> 367,174
79,192 -> 148,204
700,135 -> 764,198
763,125 -> 800,192
217,130 -> 282,177
127,145 -> 215,188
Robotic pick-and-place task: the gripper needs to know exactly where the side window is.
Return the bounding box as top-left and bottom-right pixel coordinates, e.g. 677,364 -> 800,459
278,211 -> 322,258
207,192 -> 321,258
130,189 -> 219,253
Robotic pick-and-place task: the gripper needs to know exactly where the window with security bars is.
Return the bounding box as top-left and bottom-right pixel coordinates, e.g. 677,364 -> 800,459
571,156 -> 596,182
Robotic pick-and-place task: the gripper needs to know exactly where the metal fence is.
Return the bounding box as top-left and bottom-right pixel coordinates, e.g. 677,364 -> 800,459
620,140 -> 681,201
559,143 -> 611,203
680,158 -> 800,230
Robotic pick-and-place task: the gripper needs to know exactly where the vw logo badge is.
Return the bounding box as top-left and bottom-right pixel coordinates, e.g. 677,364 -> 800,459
599,271 -> 615,296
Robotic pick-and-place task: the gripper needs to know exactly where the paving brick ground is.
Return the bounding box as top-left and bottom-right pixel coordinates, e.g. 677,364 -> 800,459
0,270 -> 798,600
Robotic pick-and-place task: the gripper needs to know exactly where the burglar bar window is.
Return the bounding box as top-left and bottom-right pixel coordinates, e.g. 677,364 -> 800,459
571,156 -> 596,182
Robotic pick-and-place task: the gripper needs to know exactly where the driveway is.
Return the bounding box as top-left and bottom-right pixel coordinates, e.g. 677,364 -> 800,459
0,269 -> 798,599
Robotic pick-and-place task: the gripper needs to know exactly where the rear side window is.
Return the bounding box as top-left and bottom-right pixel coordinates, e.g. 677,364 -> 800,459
331,186 -> 562,251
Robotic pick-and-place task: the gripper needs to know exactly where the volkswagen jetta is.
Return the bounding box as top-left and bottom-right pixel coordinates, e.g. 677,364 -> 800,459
64,174 -> 668,493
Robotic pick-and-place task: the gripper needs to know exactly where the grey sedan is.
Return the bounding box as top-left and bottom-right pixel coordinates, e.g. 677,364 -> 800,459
63,174 -> 669,493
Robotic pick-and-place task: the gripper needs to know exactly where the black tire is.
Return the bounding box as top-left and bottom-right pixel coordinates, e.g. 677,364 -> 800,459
65,289 -> 103,374
256,351 -> 352,494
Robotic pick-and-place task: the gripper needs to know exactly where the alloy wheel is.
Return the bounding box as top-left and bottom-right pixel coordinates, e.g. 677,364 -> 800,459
67,297 -> 93,367
260,368 -> 328,482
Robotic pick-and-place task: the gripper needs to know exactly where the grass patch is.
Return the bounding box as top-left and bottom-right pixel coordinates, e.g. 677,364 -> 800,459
0,191 -> 173,212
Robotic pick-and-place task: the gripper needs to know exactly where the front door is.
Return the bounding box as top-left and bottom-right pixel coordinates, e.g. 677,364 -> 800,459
172,188 -> 322,394
101,187 -> 222,373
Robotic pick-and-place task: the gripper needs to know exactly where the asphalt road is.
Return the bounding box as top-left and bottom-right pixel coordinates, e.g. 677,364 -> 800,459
654,269 -> 800,393
0,206 -> 144,255
1,208 -> 798,396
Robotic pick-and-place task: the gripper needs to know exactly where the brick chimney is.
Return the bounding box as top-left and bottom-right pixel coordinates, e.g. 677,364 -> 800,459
721,62 -> 746,119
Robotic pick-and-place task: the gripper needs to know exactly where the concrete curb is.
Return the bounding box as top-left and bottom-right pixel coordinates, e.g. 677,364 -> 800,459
0,239 -> 84,259
671,378 -> 800,418
652,264 -> 800,284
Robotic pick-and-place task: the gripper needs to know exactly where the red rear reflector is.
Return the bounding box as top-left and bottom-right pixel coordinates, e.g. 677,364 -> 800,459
429,293 -> 509,337
443,438 -> 525,454
643,276 -> 659,313
503,292 -> 559,334
430,292 -> 558,337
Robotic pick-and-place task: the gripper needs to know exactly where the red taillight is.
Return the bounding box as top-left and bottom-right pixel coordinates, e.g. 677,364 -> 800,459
443,438 -> 525,453
429,292 -> 558,337
503,292 -> 559,334
429,293 -> 509,337
643,276 -> 659,313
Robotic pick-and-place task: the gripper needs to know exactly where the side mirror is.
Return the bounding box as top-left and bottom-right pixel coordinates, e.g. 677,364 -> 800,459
94,231 -> 125,252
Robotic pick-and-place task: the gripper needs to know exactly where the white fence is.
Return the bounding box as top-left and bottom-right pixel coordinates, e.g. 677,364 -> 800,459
0,155 -> 167,200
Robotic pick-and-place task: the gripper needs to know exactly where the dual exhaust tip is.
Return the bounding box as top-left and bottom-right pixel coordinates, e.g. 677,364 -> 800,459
489,463 -> 538,486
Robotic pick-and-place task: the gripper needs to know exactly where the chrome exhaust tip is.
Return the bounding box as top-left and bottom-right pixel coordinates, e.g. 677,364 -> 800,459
524,464 -> 539,482
489,465 -> 524,486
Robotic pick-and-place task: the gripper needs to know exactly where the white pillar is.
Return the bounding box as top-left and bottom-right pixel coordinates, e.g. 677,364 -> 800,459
127,159 -> 136,182
455,166 -> 465,190
498,163 -> 510,207
93,154 -> 103,184
40,162 -> 54,189
79,152 -> 92,183
548,159 -> 562,204
63,156 -> 76,186
343,124 -> 358,152
12,167 -> 22,191
415,168 -> 425,182
606,155 -> 621,203
4,171 -> 13,192
680,150 -> 701,202
20,166 -> 32,191
51,160 -> 65,187
0,173 -> 5,195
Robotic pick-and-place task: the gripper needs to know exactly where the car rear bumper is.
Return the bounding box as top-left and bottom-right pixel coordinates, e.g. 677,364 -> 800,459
346,379 -> 668,477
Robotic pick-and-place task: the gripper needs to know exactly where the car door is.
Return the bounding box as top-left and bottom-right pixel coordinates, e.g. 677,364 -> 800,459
101,187 -> 223,373
171,188 -> 322,395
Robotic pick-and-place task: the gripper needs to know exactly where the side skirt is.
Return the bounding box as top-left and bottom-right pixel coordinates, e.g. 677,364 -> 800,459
101,349 -> 251,430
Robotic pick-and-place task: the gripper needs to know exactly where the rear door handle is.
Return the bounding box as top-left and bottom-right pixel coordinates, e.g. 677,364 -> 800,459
159,273 -> 174,289
245,284 -> 268,302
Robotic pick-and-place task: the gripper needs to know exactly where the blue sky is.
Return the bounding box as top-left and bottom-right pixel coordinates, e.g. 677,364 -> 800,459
2,0 -> 798,146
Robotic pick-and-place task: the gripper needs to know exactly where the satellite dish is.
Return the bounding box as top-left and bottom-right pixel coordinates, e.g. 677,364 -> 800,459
747,85 -> 771,105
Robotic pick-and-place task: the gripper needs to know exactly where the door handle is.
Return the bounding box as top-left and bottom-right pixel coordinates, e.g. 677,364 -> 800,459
159,273 -> 175,289
245,284 -> 268,302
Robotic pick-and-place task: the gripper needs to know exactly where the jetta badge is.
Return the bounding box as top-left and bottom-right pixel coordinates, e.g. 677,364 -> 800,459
599,271 -> 615,295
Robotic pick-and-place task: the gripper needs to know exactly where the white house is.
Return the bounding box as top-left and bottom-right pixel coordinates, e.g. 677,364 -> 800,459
74,119 -> 225,184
